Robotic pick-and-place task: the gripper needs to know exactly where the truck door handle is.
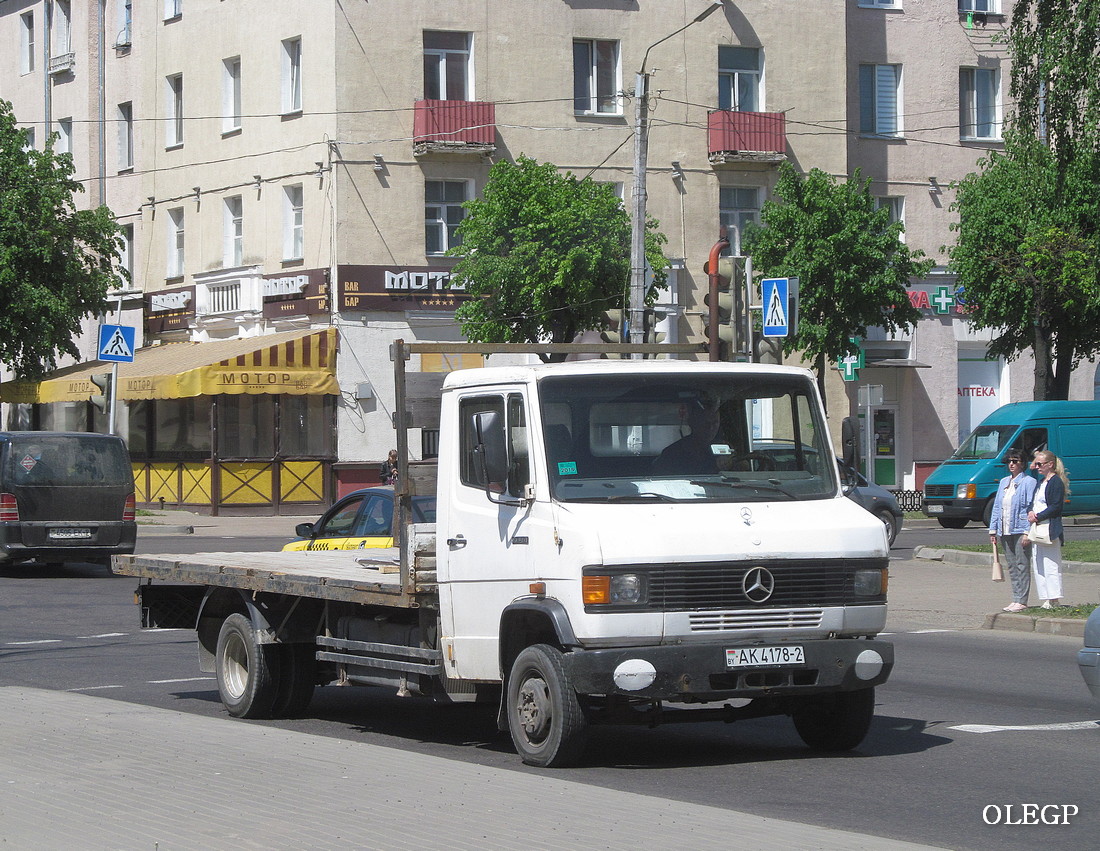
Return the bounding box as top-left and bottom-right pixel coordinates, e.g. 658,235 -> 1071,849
447,535 -> 467,548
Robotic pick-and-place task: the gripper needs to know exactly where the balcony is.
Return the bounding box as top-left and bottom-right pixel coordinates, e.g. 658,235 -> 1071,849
413,99 -> 496,156
48,52 -> 76,76
707,110 -> 787,165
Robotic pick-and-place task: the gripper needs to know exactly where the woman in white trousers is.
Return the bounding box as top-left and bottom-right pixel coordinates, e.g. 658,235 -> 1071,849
1023,450 -> 1069,608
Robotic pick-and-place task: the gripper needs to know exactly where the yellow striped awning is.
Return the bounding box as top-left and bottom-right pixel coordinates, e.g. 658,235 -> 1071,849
0,328 -> 339,403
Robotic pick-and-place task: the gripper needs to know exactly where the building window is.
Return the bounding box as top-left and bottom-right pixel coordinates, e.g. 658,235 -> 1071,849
164,0 -> 182,21
23,127 -> 35,151
859,63 -> 901,137
20,12 -> 35,75
117,0 -> 133,46
223,57 -> 242,134
283,185 -> 304,261
960,67 -> 1001,140
119,224 -> 134,282
718,46 -> 761,112
860,0 -> 901,7
573,39 -> 620,115
224,196 -> 244,267
167,207 -> 185,278
52,1 -> 72,56
282,37 -> 302,114
118,102 -> 134,170
207,282 -> 241,314
425,180 -> 468,255
875,196 -> 905,242
423,31 -> 472,100
56,118 -> 72,156
960,0 -> 999,12
166,74 -> 184,147
719,187 -> 760,255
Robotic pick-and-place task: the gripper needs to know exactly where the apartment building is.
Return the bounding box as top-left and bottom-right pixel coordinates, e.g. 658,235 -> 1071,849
1,1 -> 1091,512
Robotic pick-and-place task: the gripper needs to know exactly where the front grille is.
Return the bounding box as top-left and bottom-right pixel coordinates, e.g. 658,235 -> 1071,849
689,609 -> 823,631
924,485 -> 954,498
638,558 -> 885,610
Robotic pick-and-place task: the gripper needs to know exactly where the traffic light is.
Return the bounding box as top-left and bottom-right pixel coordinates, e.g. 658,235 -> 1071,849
89,372 -> 112,414
703,256 -> 749,361
599,308 -> 625,359
642,308 -> 665,344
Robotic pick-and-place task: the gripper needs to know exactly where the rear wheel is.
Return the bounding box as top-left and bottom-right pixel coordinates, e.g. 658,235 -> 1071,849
506,644 -> 587,767
792,687 -> 875,752
271,644 -> 317,718
936,517 -> 969,529
215,613 -> 280,719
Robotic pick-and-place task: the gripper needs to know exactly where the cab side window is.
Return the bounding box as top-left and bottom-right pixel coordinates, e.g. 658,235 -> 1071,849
458,393 -> 530,497
317,496 -> 363,537
460,396 -> 505,490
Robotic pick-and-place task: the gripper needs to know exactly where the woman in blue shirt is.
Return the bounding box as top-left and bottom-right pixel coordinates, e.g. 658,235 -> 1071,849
988,452 -> 1037,613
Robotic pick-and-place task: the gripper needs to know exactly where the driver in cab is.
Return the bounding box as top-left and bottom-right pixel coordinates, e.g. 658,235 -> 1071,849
651,397 -> 728,475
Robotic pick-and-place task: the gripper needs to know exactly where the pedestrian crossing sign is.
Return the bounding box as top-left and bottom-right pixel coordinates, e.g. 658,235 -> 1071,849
762,278 -> 789,338
98,324 -> 136,363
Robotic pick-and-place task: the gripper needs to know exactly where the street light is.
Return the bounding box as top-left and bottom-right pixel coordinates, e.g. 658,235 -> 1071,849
629,1 -> 724,354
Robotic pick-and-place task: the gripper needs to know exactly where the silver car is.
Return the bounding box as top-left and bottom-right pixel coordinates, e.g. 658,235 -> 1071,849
840,460 -> 903,547
1078,607 -> 1100,700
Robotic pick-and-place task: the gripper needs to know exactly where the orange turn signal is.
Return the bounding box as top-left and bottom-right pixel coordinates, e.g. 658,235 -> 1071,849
582,576 -> 610,605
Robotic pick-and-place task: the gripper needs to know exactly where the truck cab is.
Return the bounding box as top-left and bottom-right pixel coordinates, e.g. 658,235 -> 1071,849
432,360 -> 892,765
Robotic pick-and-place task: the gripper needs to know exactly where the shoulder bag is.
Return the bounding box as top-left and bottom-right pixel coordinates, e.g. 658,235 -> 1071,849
1029,520 -> 1053,545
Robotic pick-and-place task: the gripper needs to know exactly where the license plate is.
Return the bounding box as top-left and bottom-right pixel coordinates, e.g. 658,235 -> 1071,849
726,645 -> 805,668
926,504 -> 944,514
48,528 -> 92,540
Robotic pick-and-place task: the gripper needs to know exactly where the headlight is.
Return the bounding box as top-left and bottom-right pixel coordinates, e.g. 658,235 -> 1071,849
582,573 -> 646,605
854,568 -> 887,596
957,483 -> 976,499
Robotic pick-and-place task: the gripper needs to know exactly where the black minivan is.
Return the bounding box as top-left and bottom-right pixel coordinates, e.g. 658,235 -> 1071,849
0,432 -> 136,567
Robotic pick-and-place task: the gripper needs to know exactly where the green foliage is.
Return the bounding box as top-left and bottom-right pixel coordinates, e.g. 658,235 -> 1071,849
450,156 -> 668,361
947,4 -> 1100,400
0,100 -> 125,379
743,164 -> 930,385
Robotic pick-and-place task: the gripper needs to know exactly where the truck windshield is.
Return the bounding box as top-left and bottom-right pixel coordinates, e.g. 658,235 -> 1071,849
538,372 -> 836,503
949,425 -> 1017,460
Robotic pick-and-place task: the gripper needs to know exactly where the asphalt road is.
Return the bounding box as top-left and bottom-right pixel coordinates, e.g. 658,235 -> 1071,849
2,531 -> 1097,850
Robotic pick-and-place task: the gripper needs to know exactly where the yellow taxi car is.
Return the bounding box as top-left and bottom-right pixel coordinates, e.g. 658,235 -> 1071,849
282,487 -> 436,551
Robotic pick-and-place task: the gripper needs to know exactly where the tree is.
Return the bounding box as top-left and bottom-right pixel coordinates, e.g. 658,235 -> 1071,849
450,155 -> 668,362
742,164 -> 931,396
950,143 -> 1100,400
946,2 -> 1100,400
0,99 -> 125,380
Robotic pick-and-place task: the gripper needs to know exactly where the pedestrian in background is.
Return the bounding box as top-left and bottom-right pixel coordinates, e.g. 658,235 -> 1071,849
989,452 -> 1037,613
1024,449 -> 1069,608
379,449 -> 399,485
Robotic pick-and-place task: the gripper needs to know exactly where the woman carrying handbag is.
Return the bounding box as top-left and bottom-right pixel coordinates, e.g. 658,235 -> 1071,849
989,452 -> 1037,613
1023,450 -> 1070,609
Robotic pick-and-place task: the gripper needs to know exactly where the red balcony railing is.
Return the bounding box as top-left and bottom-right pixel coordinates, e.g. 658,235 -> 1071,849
707,110 -> 786,160
413,99 -> 496,149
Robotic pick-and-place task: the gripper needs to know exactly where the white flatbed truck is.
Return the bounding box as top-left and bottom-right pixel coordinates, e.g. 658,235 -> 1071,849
113,342 -> 893,767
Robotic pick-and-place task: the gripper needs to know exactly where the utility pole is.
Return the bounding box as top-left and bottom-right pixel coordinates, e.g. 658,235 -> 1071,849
628,1 -> 724,358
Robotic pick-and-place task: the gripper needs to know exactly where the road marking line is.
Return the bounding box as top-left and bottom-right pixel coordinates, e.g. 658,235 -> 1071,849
148,677 -> 214,684
908,629 -> 956,634
77,633 -> 128,639
5,640 -> 62,646
950,720 -> 1100,733
66,685 -> 124,692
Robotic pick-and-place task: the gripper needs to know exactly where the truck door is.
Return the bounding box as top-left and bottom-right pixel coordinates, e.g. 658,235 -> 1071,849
440,391 -> 535,678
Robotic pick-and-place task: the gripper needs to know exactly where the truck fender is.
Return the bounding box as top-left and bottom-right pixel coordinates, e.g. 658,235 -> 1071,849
196,588 -> 277,673
495,598 -> 580,731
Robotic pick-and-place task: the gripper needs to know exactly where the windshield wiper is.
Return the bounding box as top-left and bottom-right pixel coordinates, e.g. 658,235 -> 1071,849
689,479 -> 797,499
603,492 -> 686,503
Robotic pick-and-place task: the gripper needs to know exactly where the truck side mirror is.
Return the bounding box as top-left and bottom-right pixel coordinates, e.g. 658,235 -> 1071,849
841,417 -> 858,469
474,410 -> 511,494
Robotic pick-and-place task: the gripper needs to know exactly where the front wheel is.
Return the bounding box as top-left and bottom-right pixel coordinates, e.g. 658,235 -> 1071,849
876,510 -> 899,547
215,613 -> 280,719
791,687 -> 875,752
506,644 -> 588,768
936,517 -> 969,529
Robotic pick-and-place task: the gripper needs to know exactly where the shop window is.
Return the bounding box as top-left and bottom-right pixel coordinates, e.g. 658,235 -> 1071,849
280,395 -> 334,456
217,395 -> 275,458
154,397 -> 211,453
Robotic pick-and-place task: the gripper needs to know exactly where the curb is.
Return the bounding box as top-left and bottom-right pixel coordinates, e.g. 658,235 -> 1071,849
981,612 -> 1086,638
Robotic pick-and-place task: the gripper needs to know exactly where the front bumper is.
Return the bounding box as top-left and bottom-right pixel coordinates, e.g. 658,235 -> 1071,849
562,638 -> 893,702
923,499 -> 982,522
1078,648 -> 1100,700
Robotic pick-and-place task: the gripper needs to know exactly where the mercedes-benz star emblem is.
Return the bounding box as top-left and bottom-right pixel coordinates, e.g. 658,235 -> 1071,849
742,566 -> 775,603
740,507 -> 753,523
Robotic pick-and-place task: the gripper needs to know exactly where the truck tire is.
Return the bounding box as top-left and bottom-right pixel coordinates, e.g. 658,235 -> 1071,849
506,644 -> 588,768
936,517 -> 969,529
982,497 -> 995,529
271,644 -> 316,718
215,613 -> 280,719
791,687 -> 875,752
